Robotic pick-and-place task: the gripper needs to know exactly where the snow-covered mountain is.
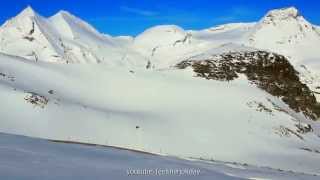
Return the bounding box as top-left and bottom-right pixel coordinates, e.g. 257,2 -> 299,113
245,7 -> 320,101
247,7 -> 320,66
0,7 -> 65,62
248,7 -> 319,47
0,6 -> 146,66
0,6 -> 320,177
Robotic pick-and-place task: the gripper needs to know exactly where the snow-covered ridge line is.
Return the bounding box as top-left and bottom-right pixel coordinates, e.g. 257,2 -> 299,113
0,6 -> 143,65
0,6 -> 319,66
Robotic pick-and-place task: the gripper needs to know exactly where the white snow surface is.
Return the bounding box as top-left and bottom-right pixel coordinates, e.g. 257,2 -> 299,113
0,6 -> 320,177
0,133 -> 319,180
1,53 -> 320,175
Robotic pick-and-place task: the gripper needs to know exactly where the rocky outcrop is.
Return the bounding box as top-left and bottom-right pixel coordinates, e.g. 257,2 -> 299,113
24,92 -> 49,108
176,51 -> 320,120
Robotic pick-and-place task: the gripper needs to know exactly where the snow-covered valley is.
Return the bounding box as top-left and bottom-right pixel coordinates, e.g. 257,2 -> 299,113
0,6 -> 320,179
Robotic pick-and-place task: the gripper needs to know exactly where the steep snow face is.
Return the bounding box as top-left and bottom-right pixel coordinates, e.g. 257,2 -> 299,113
48,11 -> 74,39
49,11 -> 114,45
0,7 -> 64,62
47,11 -> 119,64
50,11 -> 100,38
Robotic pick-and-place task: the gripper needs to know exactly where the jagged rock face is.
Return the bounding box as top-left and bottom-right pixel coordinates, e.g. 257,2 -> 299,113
176,51 -> 320,120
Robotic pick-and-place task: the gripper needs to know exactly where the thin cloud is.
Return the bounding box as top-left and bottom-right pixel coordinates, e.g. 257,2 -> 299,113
120,6 -> 158,16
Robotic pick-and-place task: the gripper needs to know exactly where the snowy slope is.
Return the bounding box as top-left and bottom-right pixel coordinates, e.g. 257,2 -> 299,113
1,53 -> 320,175
49,10 -> 108,41
316,25 -> 320,33
190,23 -> 254,44
134,25 -> 190,48
132,24 -> 255,68
132,25 -> 198,68
1,133 -> 319,180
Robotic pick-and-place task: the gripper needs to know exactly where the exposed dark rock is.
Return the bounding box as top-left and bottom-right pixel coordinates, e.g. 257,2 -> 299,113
24,92 -> 48,108
312,91 -> 320,95
146,60 -> 152,69
274,125 -> 304,140
176,51 -> 320,120
7,76 -> 15,82
173,33 -> 192,46
23,36 -> 35,42
301,147 -> 312,152
267,98 -> 290,114
295,123 -> 313,134
151,47 -> 158,56
247,101 -> 273,115
29,21 -> 35,35
0,72 -> 15,81
300,147 -> 320,154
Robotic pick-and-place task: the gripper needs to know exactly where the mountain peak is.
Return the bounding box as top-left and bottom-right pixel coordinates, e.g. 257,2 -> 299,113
18,6 -> 37,17
54,10 -> 74,18
49,9 -> 103,40
264,7 -> 300,21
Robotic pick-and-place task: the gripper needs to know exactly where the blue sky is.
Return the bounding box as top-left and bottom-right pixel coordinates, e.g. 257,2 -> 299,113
0,0 -> 319,36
